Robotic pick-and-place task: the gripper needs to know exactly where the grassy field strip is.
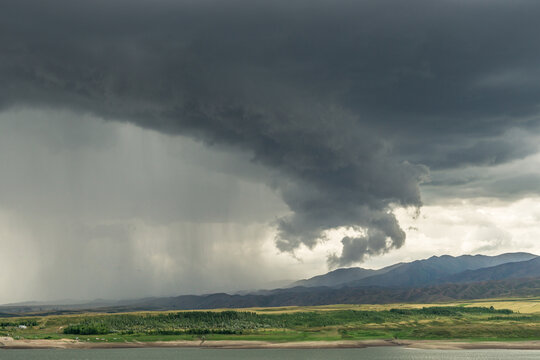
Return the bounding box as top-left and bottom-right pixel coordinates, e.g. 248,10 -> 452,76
3,298 -> 539,319
238,298 -> 540,314
2,301 -> 540,343
464,301 -> 540,314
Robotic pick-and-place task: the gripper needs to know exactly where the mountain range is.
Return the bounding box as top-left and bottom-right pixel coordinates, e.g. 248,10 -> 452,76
1,252 -> 538,316
290,252 -> 538,289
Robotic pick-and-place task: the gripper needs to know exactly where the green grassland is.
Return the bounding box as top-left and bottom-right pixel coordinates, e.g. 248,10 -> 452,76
1,299 -> 540,343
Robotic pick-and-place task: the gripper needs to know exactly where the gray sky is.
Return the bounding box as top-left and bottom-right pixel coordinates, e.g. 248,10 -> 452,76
1,0 -> 540,303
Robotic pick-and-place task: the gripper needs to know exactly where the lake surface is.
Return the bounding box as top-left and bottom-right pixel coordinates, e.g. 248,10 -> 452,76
0,347 -> 539,360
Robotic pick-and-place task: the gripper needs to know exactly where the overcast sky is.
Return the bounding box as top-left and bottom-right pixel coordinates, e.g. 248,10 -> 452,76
2,0 -> 540,304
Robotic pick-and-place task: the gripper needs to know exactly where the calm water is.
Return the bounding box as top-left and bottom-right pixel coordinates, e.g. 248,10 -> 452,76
0,347 -> 538,360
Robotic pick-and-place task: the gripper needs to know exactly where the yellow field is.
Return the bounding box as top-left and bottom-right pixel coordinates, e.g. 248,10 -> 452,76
243,299 -> 540,314
133,297 -> 540,315
460,298 -> 540,314
14,297 -> 539,321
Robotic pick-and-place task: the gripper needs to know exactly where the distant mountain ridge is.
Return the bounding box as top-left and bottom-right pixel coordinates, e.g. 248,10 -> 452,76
2,252 -> 538,316
291,268 -> 377,288
4,277 -> 538,316
292,252 -> 537,289
290,262 -> 404,288
443,256 -> 540,284
105,277 -> 540,311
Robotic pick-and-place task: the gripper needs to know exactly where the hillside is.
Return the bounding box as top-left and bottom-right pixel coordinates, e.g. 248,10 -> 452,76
443,257 -> 540,284
2,277 -> 539,316
2,252 -> 538,316
93,277 -> 540,312
298,252 -> 537,289
291,267 -> 378,288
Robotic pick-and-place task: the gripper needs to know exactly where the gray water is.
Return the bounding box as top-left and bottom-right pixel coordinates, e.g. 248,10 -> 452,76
0,347 -> 538,360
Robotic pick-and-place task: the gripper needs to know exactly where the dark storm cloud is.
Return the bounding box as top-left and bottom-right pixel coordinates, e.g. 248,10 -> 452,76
408,134 -> 539,170
2,0 -> 540,266
423,171 -> 540,202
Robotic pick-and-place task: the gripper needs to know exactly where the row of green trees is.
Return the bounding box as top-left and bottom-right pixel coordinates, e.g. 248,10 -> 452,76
63,323 -> 110,335
0,319 -> 38,328
390,306 -> 513,316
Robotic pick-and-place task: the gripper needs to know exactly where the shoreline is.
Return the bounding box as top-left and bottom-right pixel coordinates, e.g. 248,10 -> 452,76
2,337 -> 540,350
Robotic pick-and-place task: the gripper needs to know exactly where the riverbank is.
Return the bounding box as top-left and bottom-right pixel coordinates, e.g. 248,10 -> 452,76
2,337 -> 540,350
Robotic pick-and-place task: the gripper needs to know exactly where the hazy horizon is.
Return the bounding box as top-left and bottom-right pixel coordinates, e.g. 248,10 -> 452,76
2,250 -> 538,306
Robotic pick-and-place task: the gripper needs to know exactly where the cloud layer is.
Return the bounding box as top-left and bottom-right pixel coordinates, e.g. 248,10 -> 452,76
2,0 -> 540,266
